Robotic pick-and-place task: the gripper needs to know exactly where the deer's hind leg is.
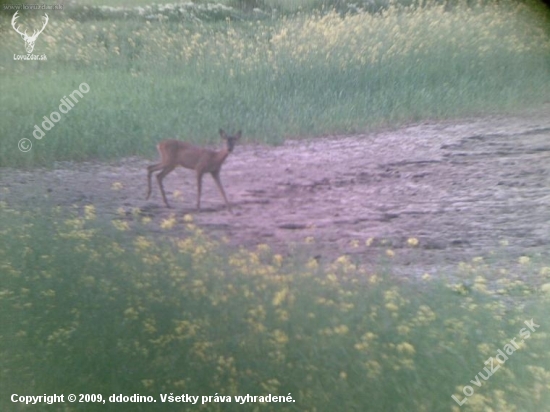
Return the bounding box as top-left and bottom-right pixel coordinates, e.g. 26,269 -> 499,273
196,171 -> 205,211
155,165 -> 176,208
146,163 -> 163,200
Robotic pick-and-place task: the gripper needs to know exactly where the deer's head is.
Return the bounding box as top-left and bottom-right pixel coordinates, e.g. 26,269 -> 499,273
219,129 -> 241,153
12,11 -> 49,54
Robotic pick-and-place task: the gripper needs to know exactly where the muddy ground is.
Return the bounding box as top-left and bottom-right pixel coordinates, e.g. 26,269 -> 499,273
2,107 -> 550,279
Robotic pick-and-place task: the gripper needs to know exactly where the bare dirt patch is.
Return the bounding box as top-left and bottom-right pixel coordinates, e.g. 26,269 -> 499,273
3,107 -> 550,278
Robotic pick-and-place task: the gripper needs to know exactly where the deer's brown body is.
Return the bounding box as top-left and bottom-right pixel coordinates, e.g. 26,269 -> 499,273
146,129 -> 241,213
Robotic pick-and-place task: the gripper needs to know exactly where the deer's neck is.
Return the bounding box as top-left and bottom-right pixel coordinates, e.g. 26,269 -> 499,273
215,147 -> 230,164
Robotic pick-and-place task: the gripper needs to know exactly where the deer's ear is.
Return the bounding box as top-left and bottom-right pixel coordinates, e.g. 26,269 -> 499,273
219,129 -> 226,139
236,130 -> 242,139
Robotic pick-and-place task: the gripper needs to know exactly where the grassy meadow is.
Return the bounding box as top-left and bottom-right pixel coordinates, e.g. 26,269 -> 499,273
0,0 -> 549,167
1,203 -> 550,411
2,1 -> 550,411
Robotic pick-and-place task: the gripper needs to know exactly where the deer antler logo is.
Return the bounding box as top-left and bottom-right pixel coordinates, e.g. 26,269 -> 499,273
11,11 -> 49,54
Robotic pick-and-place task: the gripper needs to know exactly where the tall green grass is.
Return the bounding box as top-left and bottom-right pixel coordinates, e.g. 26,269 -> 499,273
1,203 -> 550,411
1,1 -> 549,167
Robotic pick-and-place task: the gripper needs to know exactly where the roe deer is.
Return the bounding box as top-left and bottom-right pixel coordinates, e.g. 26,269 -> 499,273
146,129 -> 241,213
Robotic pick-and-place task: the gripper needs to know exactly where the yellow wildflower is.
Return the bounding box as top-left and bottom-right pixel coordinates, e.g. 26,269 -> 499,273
112,220 -> 129,231
518,256 -> 530,265
397,342 -> 416,355
272,329 -> 289,345
272,288 -> 288,306
160,214 -> 177,230
83,204 -> 96,220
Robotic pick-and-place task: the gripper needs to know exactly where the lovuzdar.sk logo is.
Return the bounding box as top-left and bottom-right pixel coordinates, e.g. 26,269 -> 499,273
11,11 -> 48,60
